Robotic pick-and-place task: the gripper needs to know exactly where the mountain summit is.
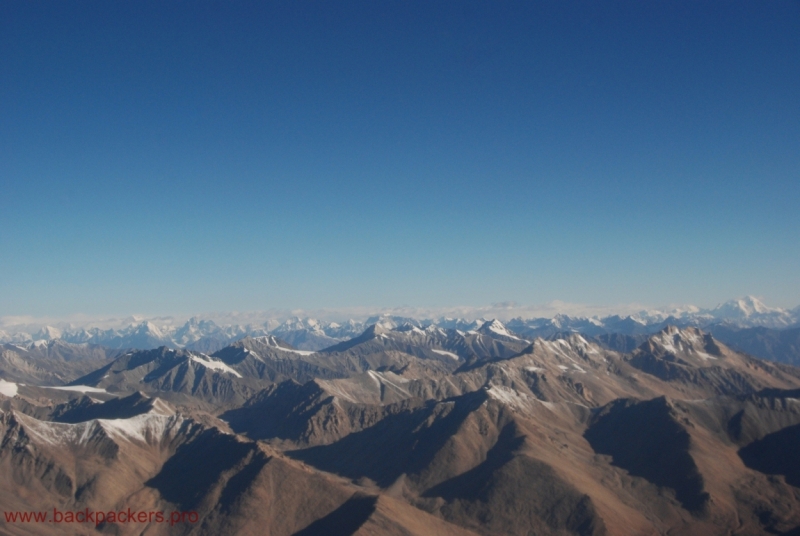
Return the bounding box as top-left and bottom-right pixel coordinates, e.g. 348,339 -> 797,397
2,322 -> 800,534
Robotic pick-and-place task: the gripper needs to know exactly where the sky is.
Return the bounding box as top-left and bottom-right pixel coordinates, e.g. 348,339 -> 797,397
1,1 -> 799,317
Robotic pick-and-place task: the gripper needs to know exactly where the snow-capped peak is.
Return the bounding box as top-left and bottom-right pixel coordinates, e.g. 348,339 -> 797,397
135,321 -> 165,337
479,319 -> 523,341
711,296 -> 775,318
32,326 -> 62,341
12,407 -> 184,448
644,326 -> 717,360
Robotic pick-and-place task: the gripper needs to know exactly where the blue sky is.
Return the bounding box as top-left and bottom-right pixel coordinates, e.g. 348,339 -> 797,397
2,1 -> 799,316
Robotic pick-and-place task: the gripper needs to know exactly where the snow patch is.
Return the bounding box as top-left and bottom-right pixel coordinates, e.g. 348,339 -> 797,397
42,385 -> 109,394
100,412 -> 180,443
486,385 -> 530,411
539,340 -> 580,364
0,379 -> 18,397
367,370 -> 382,389
252,336 -> 316,356
318,382 -> 359,404
431,349 -> 459,360
16,410 -> 183,447
190,355 -> 242,377
535,399 -> 556,409
274,347 -> 315,356
376,372 -> 410,393
367,370 -> 410,393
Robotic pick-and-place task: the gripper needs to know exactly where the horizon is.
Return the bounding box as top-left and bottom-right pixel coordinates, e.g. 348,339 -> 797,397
1,295 -> 796,331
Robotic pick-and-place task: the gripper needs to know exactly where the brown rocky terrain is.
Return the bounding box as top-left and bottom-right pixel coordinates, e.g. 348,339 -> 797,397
1,325 -> 800,535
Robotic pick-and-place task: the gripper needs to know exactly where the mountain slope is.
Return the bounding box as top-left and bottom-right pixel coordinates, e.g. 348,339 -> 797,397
4,325 -> 800,535
0,341 -> 119,385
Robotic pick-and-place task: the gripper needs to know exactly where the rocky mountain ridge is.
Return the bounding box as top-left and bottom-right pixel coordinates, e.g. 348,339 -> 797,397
2,324 -> 800,534
2,297 -> 797,353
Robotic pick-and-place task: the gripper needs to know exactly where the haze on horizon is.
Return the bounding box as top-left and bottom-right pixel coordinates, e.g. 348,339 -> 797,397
2,1 -> 799,317
1,296 -> 797,333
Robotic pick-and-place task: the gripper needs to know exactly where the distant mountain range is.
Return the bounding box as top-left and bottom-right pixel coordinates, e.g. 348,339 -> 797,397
1,296 -> 798,366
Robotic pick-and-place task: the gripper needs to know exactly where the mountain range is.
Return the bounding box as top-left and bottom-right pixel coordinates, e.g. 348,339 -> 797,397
2,314 -> 800,534
2,297 -> 799,367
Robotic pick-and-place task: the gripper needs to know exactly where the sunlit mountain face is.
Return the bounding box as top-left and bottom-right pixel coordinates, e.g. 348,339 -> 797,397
3,310 -> 800,534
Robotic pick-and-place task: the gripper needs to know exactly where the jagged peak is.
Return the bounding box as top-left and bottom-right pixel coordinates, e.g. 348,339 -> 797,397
363,323 -> 390,337
11,406 -> 185,448
478,319 -> 525,341
640,325 -> 722,360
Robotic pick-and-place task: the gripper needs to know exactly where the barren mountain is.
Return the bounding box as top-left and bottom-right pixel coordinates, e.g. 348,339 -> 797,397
0,341 -> 120,386
66,347 -> 264,410
2,325 -> 800,535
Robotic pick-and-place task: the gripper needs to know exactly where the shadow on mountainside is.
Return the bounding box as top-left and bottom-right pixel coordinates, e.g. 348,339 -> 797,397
146,429 -> 266,510
288,390 -> 488,487
292,493 -> 377,536
584,397 -> 709,512
739,422 -> 800,488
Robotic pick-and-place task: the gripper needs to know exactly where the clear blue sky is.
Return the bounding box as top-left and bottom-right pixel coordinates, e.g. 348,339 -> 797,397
2,1 -> 799,316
